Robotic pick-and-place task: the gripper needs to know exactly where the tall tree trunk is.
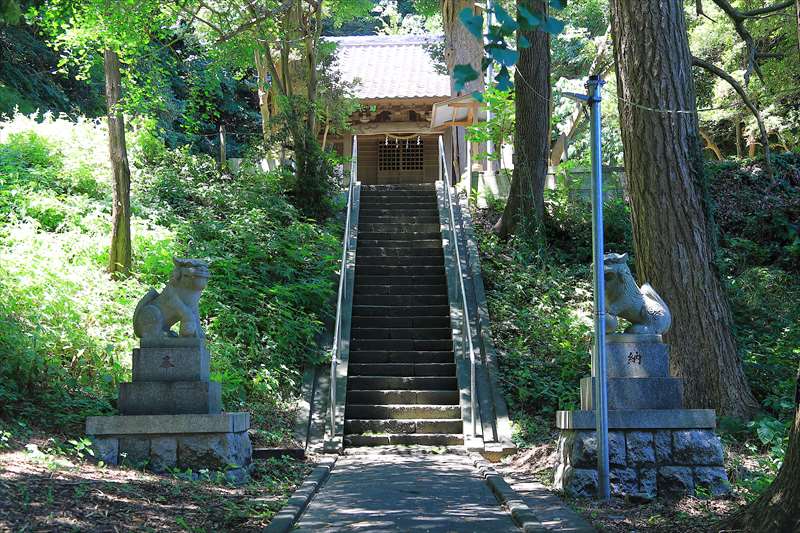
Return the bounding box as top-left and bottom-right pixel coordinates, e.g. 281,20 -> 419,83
442,0 -> 484,183
796,0 -> 800,58
254,49 -> 272,141
493,0 -> 549,239
104,49 -> 132,277
609,0 -> 759,418
724,365 -> 800,531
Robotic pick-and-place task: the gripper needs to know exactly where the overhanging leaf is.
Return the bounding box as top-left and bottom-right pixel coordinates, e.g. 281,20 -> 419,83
471,91 -> 484,103
518,35 -> 531,49
517,4 -> 542,29
549,0 -> 567,10
458,8 -> 484,39
495,66 -> 512,91
493,4 -> 519,33
542,16 -> 565,35
453,64 -> 480,92
487,45 -> 519,67
487,25 -> 505,43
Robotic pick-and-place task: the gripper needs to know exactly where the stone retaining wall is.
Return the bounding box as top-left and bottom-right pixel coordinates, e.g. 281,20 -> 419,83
92,430 -> 252,483
554,428 -> 730,499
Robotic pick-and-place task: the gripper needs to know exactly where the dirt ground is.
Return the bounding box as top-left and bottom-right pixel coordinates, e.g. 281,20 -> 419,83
0,432 -> 311,533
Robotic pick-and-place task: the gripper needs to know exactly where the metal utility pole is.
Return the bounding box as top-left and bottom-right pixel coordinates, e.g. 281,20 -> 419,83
563,75 -> 610,501
587,75 -> 610,501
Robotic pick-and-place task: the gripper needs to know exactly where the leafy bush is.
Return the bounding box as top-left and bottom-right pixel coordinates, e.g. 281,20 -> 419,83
477,226 -> 593,421
708,153 -> 800,274
476,157 -> 799,448
0,113 -> 340,437
138,147 -> 340,409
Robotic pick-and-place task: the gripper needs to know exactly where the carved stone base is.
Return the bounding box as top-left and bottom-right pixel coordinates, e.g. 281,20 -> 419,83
86,413 -> 252,483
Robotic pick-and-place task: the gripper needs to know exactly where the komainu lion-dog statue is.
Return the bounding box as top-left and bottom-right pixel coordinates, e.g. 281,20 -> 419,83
133,258 -> 209,339
604,253 -> 671,335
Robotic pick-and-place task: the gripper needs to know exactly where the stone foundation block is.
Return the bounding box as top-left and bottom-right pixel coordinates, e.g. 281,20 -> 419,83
610,467 -> 638,496
580,377 -> 684,410
119,381 -> 221,415
565,430 -> 627,467
177,432 -> 252,471
654,430 -> 673,463
626,431 -> 655,466
693,466 -> 730,496
672,430 -> 724,466
119,437 -> 150,466
86,413 -> 252,483
602,338 -> 670,378
90,437 -> 119,465
554,427 -> 730,499
132,345 -> 210,382
554,465 -> 597,499
657,466 -> 695,493
150,437 -> 178,473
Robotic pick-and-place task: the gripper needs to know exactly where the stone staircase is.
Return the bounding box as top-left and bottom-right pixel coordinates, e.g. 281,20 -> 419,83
344,183 -> 463,447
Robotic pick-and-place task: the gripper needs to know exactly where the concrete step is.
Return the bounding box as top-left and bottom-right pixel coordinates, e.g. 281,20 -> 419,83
359,232 -> 441,242
343,433 -> 464,446
351,328 -> 451,340
355,266 -> 445,277
350,316 -> 450,328
360,223 -> 440,234
346,390 -> 459,405
349,363 -> 456,377
359,202 -> 438,211
361,189 -> 435,197
363,184 -> 434,192
347,404 -> 461,419
349,350 -> 454,364
360,195 -> 436,203
344,419 -> 462,434
360,216 -> 440,224
356,256 -> 443,266
355,275 -> 445,286
354,284 -> 448,296
353,294 -> 448,306
352,305 -> 450,317
359,239 -> 441,248
360,209 -> 439,218
357,246 -> 443,257
348,375 -> 457,390
351,338 -> 452,351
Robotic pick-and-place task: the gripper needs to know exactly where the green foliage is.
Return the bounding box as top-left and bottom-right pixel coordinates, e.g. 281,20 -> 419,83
477,225 -> 593,420
269,96 -> 340,218
708,154 -> 800,274
0,112 -> 339,433
478,156 -> 799,450
137,146 -> 340,406
454,0 -> 566,92
466,87 -> 515,165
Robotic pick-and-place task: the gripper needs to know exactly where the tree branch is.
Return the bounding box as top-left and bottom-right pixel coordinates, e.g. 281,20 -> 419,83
709,0 -> 794,82
692,56 -> 774,181
740,0 -> 794,18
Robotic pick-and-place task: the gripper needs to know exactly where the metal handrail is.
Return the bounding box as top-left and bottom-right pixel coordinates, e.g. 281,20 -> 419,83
438,136 -> 478,438
330,135 -> 358,438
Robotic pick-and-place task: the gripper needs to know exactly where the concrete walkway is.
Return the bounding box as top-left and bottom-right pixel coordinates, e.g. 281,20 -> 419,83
293,451 -> 519,532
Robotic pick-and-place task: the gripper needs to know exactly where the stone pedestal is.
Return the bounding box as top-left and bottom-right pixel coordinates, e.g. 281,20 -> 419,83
553,335 -> 730,499
86,339 -> 252,483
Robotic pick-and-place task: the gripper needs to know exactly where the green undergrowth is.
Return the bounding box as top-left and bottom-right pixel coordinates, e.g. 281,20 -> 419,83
475,156 -> 800,463
0,112 -> 340,437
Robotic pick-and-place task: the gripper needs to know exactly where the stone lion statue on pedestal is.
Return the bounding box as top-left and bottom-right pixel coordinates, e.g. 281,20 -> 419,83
133,258 -> 209,339
604,253 -> 671,335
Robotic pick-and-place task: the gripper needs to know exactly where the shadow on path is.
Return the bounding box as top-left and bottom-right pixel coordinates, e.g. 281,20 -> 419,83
294,452 -> 518,532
